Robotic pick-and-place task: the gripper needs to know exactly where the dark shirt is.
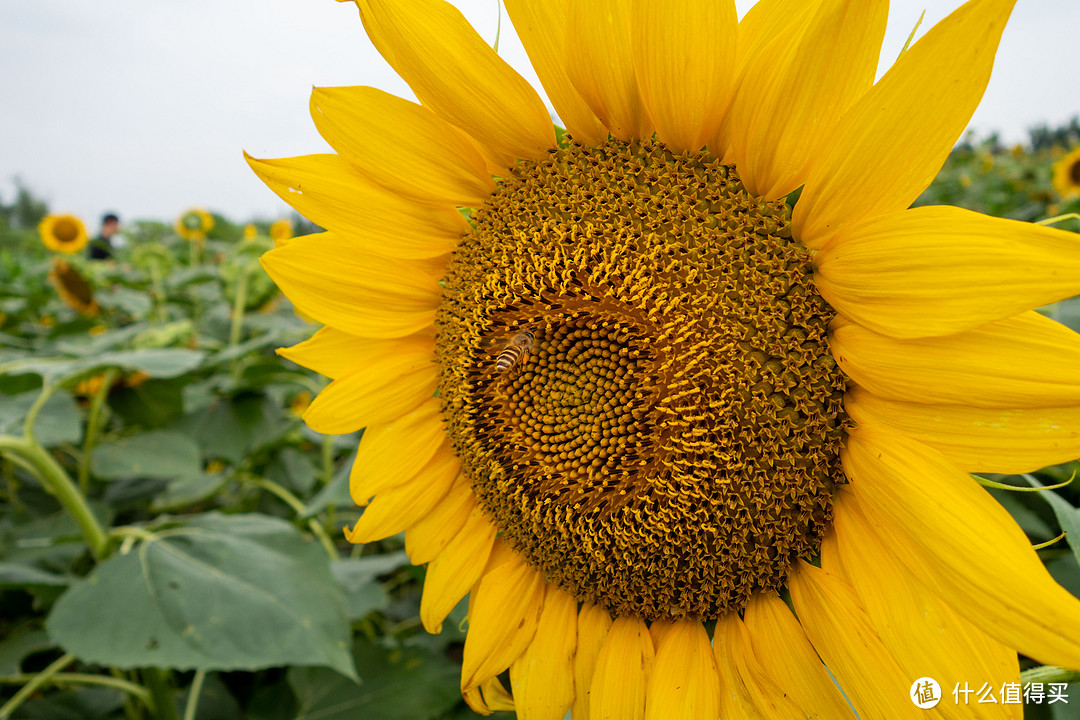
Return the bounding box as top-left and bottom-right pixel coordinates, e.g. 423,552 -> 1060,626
88,235 -> 113,260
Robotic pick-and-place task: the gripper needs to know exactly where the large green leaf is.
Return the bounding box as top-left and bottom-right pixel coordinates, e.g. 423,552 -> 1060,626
90,430 -> 201,481
289,642 -> 460,720
0,628 -> 55,675
46,512 -> 355,677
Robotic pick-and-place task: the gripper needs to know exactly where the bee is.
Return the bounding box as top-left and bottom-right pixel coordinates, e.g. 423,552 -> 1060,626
494,331 -> 535,373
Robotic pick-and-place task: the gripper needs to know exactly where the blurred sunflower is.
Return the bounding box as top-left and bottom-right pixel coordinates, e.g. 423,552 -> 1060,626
269,218 -> 294,242
243,223 -> 259,241
38,214 -> 89,254
1052,146 -> 1080,199
251,0 -> 1080,717
175,208 -> 214,241
48,258 -> 99,316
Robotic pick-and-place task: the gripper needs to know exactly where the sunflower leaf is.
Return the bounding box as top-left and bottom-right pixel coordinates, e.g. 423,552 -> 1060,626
45,512 -> 356,678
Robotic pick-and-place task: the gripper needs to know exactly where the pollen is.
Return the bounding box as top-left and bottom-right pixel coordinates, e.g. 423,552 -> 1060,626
435,138 -> 849,620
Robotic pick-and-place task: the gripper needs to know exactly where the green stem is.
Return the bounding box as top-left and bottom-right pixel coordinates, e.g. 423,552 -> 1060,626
0,435 -> 109,559
320,434 -> 334,486
229,266 -> 250,350
0,672 -> 151,706
242,475 -> 338,559
23,381 -> 57,445
149,259 -> 168,324
1020,665 -> 1080,685
0,653 -> 77,719
79,368 -> 118,494
143,668 -> 179,720
181,670 -> 206,720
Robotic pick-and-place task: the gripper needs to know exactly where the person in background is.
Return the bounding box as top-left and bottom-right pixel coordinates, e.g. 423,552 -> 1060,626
88,213 -> 120,260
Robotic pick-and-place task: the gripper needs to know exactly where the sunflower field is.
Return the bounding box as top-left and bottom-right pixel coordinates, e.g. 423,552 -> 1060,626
0,127 -> 1077,720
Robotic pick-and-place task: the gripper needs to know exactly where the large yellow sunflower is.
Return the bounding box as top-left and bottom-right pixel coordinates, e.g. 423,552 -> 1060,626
48,257 -> 99,316
38,214 -> 89,254
1052,146 -> 1080,199
250,0 -> 1080,716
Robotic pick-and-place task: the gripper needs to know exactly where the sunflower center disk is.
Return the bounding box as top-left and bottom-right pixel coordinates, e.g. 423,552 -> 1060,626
54,219 -> 79,243
436,138 -> 849,620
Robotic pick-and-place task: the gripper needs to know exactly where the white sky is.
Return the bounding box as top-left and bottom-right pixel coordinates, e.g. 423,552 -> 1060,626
1,0 -> 1077,231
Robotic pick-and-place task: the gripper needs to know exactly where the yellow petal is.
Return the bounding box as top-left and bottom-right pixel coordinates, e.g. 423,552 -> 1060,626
302,339 -> 436,435
350,0 -> 554,162
814,206 -> 1080,337
571,602 -> 612,720
509,587 -> 577,720
793,0 -> 1016,247
846,386 -> 1080,474
713,612 -> 809,719
832,312 -> 1080,409
261,233 -> 442,338
830,492 -> 1021,720
421,507 -> 497,634
710,0 -> 822,156
349,398 -> 446,504
503,0 -> 607,146
590,615 -> 654,720
643,618 -> 719,720
405,480 -> 475,565
278,326 -> 431,380
631,0 -> 736,152
788,561 -> 924,720
245,153 -> 463,260
742,592 -> 855,718
566,0 -> 651,142
843,423 -> 1080,670
461,540 -> 546,692
309,86 -> 494,207
345,452 -> 459,542
464,675 -> 516,716
731,0 -> 887,199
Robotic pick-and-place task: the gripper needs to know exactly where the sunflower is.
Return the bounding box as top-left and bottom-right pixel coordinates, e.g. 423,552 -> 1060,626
251,0 -> 1080,716
174,208 -> 214,241
1052,146 -> 1080,199
269,218 -> 294,242
243,223 -> 259,241
48,257 -> 99,316
38,214 -> 89,254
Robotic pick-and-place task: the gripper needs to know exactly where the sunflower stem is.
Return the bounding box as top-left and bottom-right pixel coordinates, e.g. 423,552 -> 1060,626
0,671 -> 152,707
0,434 -> 109,560
240,474 -> 338,559
148,259 -> 168,324
180,670 -> 206,720
1020,665 -> 1080,685
0,653 -> 77,719
79,368 -> 118,493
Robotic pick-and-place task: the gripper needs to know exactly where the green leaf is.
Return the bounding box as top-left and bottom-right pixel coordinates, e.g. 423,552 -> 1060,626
0,390 -> 82,446
90,430 -> 201,481
330,551 -> 410,621
0,348 -> 205,382
109,378 -> 186,428
150,472 -> 229,513
302,449 -> 355,519
0,628 -> 55,675
289,643 -> 460,720
175,394 -> 298,464
175,673 -> 242,720
46,512 -> 355,677
0,561 -> 71,589
268,447 -> 318,496
9,686 -> 126,720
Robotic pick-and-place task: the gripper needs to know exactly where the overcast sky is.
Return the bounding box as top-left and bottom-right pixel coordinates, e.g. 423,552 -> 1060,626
1,0 -> 1077,230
